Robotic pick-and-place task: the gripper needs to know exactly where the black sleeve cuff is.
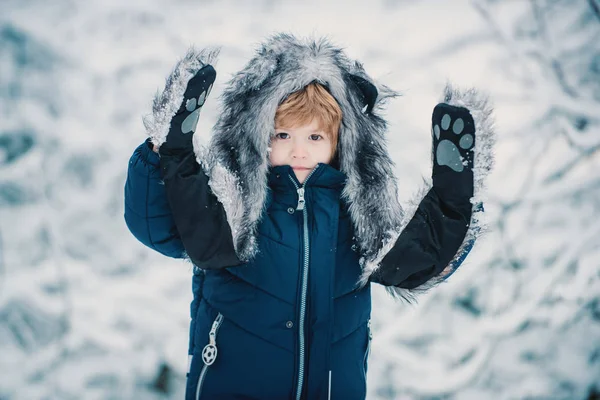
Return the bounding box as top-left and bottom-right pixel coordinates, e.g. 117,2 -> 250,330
159,150 -> 241,269
373,187 -> 471,289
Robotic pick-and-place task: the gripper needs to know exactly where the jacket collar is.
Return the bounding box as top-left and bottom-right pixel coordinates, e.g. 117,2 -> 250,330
267,164 -> 346,193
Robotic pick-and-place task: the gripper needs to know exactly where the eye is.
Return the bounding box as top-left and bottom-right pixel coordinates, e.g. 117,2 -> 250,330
275,132 -> 290,139
309,134 -> 323,141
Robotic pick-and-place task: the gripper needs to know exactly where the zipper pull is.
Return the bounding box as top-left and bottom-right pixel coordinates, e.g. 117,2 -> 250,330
202,313 -> 223,366
208,314 -> 222,346
296,187 -> 305,210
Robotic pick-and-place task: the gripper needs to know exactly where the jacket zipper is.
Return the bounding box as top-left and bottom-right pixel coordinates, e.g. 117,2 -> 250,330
363,319 -> 372,377
328,370 -> 332,400
196,312 -> 224,400
288,165 -> 318,400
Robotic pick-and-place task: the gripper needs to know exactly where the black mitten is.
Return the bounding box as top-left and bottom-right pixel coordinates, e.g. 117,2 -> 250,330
161,65 -> 216,152
431,103 -> 475,213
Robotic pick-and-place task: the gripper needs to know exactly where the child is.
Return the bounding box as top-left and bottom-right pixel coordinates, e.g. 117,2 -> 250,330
125,34 -> 494,400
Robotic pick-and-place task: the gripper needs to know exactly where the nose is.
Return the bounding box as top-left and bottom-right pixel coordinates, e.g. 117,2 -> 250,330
291,139 -> 308,159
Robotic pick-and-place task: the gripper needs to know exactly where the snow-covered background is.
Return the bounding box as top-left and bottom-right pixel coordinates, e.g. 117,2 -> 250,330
1,0 -> 599,399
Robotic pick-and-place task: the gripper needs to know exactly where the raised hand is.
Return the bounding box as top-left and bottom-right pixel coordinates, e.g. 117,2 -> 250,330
162,64 -> 216,152
431,103 -> 475,205
144,48 -> 220,153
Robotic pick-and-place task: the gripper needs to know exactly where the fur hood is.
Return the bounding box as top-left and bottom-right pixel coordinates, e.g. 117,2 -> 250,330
145,33 -> 495,291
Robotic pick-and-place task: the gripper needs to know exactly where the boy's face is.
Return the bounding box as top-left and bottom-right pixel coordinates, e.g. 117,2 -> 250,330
270,119 -> 333,184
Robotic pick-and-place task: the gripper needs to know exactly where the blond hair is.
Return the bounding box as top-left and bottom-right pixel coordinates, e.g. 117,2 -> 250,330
275,83 -> 342,156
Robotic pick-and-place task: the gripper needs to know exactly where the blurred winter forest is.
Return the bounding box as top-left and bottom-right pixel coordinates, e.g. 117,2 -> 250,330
1,0 -> 599,399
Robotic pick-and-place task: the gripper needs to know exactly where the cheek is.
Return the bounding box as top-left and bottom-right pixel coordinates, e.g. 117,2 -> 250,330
269,143 -> 285,165
317,143 -> 334,164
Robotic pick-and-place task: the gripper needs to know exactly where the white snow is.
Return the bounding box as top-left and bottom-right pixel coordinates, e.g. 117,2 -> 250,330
1,0 -> 598,399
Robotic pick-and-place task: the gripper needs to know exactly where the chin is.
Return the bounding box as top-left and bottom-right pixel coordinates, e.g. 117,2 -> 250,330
294,170 -> 309,184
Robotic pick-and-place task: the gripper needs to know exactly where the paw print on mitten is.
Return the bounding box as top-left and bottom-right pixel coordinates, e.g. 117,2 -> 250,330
432,104 -> 475,173
181,78 -> 213,134
163,64 -> 216,151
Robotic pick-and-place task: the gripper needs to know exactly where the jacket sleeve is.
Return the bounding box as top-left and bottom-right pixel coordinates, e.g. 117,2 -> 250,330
371,179 -> 475,290
159,148 -> 241,270
124,139 -> 186,258
370,88 -> 494,293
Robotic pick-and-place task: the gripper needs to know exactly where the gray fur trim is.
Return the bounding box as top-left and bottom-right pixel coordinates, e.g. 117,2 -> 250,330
143,47 -> 220,147
200,33 -> 404,260
385,268 -> 441,302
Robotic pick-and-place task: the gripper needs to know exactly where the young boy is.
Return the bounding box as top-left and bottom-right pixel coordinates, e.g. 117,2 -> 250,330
125,34 -> 494,400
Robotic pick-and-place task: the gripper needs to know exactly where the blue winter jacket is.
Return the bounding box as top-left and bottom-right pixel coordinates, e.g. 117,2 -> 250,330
126,140 -> 372,399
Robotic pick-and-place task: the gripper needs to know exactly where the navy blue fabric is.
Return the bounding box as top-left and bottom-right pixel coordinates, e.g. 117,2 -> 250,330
125,150 -> 371,399
123,139 -> 476,399
190,164 -> 371,400
124,136 -> 481,400
124,139 -> 185,258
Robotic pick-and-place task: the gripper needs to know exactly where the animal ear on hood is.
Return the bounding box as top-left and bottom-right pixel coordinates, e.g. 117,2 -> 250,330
347,73 -> 378,114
